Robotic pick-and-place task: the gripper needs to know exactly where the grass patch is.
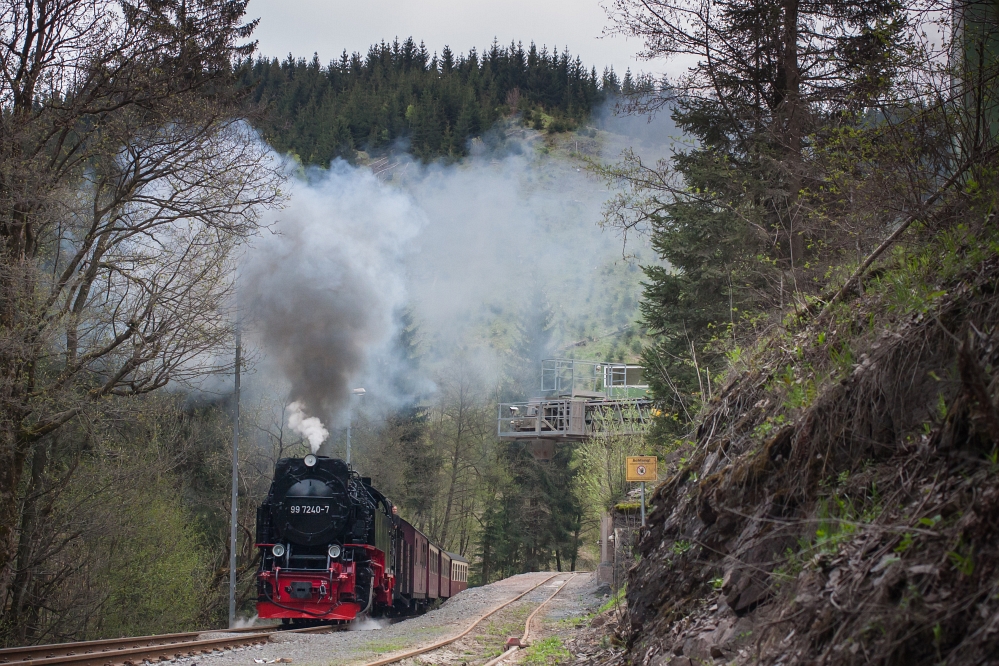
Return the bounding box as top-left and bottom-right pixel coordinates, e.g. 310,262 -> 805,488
361,639 -> 408,654
522,637 -> 571,666
598,585 -> 626,613
555,612 -> 593,628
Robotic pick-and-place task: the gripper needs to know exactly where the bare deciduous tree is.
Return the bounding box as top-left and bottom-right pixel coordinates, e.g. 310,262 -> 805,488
0,0 -> 283,620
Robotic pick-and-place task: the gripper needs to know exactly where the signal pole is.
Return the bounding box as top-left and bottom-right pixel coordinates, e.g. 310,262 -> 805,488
228,329 -> 241,629
640,482 -> 646,527
346,388 -> 366,466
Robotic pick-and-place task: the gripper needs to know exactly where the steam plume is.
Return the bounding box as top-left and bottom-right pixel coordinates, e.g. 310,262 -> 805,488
287,401 -> 330,453
241,161 -> 422,442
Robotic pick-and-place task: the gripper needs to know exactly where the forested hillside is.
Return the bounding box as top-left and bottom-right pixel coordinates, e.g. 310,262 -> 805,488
238,38 -> 628,162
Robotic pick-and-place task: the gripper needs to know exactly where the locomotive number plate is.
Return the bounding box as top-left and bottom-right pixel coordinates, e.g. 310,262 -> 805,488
290,504 -> 331,514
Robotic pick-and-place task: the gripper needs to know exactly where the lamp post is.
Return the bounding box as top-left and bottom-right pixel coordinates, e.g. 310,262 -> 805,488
345,387 -> 366,466
228,328 -> 241,629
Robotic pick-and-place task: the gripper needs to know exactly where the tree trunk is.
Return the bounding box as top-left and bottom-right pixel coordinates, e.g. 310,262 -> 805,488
780,0 -> 805,274
438,432 -> 463,549
569,512 -> 581,572
480,537 -> 491,584
9,442 -> 48,641
0,430 -> 31,618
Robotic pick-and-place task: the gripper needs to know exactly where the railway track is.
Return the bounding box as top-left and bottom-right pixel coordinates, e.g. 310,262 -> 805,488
483,573 -> 578,666
360,572 -> 576,666
0,573 -> 580,666
0,624 -> 332,666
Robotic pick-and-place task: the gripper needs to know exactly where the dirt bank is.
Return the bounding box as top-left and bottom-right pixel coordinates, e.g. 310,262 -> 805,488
619,227 -> 999,664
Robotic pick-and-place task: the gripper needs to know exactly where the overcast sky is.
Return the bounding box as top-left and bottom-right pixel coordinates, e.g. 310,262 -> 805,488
246,0 -> 656,76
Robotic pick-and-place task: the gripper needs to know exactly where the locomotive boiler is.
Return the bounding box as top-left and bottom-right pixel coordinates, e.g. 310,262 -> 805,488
255,454 -> 468,624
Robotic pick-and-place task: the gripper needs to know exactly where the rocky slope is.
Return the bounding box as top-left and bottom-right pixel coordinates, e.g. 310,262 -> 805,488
620,220 -> 999,664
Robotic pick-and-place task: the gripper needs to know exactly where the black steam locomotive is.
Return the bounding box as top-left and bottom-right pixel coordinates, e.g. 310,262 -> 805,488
255,455 -> 467,623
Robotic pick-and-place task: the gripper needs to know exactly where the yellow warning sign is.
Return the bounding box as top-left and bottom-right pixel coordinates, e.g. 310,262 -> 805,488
626,456 -> 658,482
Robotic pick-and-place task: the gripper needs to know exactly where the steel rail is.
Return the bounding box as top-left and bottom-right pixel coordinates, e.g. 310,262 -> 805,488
0,623 -> 336,666
359,572 -> 563,666
0,632 -> 210,664
0,631 -> 274,666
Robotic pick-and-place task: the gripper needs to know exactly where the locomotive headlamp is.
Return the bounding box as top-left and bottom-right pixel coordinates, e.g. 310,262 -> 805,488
304,454 -> 317,467
328,544 -> 341,559
272,544 -> 286,558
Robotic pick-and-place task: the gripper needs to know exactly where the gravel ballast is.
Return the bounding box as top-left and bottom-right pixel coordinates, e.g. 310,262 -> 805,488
180,572 -> 585,666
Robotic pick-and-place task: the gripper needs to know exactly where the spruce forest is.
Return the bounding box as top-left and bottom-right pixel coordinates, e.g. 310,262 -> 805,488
238,38 -> 626,162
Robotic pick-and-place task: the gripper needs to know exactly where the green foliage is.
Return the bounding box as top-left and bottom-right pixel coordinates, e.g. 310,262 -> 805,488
829,343 -> 855,376
0,394 -> 245,645
240,39 -> 612,164
599,584 -> 628,613
948,539 -> 975,576
919,514 -> 943,529
601,0 -> 919,444
752,414 -> 788,439
522,637 -> 571,666
88,481 -> 208,637
771,547 -> 805,589
775,481 -> 886,570
475,442 -> 587,580
671,540 -> 692,555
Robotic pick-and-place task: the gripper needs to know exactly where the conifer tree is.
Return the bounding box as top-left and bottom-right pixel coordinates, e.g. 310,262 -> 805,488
602,0 -> 917,430
239,39 -> 607,164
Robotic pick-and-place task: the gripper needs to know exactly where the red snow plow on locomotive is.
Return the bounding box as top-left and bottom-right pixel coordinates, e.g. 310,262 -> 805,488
255,455 -> 467,624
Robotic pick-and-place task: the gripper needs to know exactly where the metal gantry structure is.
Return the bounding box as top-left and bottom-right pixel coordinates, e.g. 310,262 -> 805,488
497,359 -> 653,447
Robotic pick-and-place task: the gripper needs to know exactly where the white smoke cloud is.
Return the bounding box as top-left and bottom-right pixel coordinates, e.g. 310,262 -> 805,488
286,401 -> 330,454
237,115 -> 675,457
240,160 -> 425,443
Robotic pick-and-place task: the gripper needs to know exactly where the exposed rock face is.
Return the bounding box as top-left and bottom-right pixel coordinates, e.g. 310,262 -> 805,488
620,251 -> 999,664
